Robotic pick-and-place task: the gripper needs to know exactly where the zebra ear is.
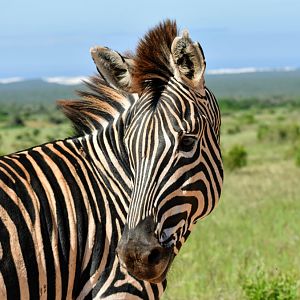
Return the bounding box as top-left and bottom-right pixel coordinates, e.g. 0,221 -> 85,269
90,46 -> 134,92
171,30 -> 206,95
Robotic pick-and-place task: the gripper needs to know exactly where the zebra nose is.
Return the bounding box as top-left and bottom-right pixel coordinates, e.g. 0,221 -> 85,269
117,217 -> 166,266
118,243 -> 167,279
145,247 -> 163,265
117,218 -> 173,282
118,241 -> 165,266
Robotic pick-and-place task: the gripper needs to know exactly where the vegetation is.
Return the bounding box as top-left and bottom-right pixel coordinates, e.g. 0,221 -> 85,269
1,74 -> 300,299
224,144 -> 248,171
0,103 -> 72,154
295,146 -> 300,167
241,268 -> 298,300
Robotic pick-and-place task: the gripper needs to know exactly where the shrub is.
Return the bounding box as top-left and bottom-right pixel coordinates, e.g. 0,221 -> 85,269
242,269 -> 298,300
257,124 -> 270,141
0,110 -> 8,122
277,115 -> 286,122
227,125 -> 241,135
46,135 -> 56,142
238,113 -> 256,125
0,135 -> 3,156
278,128 -> 288,141
295,146 -> 300,167
33,129 -> 40,136
48,114 -> 65,125
225,144 -> 248,171
10,115 -> 25,127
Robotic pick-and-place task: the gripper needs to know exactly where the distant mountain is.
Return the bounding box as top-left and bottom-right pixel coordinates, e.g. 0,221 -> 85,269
0,79 -> 84,104
206,68 -> 300,99
0,68 -> 299,103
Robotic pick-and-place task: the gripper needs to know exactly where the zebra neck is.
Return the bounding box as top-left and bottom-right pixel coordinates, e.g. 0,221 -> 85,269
74,119 -> 132,204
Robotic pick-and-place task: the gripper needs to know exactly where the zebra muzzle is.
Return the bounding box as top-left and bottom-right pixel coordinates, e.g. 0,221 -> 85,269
117,216 -> 173,283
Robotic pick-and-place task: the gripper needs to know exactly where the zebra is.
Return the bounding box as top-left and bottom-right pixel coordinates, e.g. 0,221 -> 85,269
0,20 -> 223,299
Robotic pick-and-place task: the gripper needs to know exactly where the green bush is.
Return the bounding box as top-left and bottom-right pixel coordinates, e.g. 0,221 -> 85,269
225,144 -> 248,171
238,113 -> 256,125
257,124 -> 270,141
46,135 -> 56,142
48,114 -> 65,125
227,125 -> 241,135
33,128 -> 40,136
10,115 -> 25,127
242,269 -> 298,300
295,146 -> 300,167
0,110 -> 8,122
277,115 -> 286,122
0,135 -> 3,155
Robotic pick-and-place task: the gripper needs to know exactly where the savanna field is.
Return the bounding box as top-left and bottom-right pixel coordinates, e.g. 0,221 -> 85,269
1,71 -> 300,299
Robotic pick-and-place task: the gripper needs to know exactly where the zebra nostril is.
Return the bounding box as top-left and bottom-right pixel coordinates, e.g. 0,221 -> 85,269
147,248 -> 162,265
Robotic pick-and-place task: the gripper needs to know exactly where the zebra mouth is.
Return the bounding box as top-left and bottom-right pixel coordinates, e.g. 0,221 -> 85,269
118,247 -> 174,283
144,252 -> 174,283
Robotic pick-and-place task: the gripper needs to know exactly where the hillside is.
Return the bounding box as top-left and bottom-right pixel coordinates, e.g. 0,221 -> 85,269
1,70 -> 299,104
0,79 -> 83,104
205,69 -> 300,99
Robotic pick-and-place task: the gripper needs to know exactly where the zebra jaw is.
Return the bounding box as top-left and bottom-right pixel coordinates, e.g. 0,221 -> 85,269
116,216 -> 174,283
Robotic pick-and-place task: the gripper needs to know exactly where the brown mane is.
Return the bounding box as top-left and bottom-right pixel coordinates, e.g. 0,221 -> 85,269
57,76 -> 130,135
132,19 -> 178,93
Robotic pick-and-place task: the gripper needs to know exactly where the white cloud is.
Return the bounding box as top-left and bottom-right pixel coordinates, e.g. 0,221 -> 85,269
0,77 -> 24,84
42,76 -> 87,85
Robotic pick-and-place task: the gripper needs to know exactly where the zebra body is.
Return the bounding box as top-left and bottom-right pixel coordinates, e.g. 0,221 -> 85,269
0,20 -> 223,299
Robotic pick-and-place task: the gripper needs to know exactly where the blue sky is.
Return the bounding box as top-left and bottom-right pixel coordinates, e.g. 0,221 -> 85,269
1,0 -> 299,78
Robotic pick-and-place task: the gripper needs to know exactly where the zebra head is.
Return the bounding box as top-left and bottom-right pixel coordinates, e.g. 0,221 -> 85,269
93,20 -> 223,284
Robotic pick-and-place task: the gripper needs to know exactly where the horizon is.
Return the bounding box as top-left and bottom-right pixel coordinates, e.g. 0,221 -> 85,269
1,0 -> 299,78
1,66 -> 299,85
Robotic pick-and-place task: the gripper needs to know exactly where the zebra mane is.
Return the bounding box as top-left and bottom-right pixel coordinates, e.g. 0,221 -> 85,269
132,19 -> 178,93
57,75 -> 129,135
58,20 -> 178,134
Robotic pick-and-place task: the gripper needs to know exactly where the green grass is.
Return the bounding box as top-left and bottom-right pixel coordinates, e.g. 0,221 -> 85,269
0,104 -> 73,155
242,268 -> 298,300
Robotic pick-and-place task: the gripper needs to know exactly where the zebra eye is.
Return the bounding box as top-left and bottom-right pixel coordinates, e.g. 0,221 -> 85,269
179,136 -> 197,152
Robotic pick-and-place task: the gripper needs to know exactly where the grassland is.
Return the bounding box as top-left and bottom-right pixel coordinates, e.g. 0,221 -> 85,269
1,73 -> 300,299
0,80 -> 78,155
